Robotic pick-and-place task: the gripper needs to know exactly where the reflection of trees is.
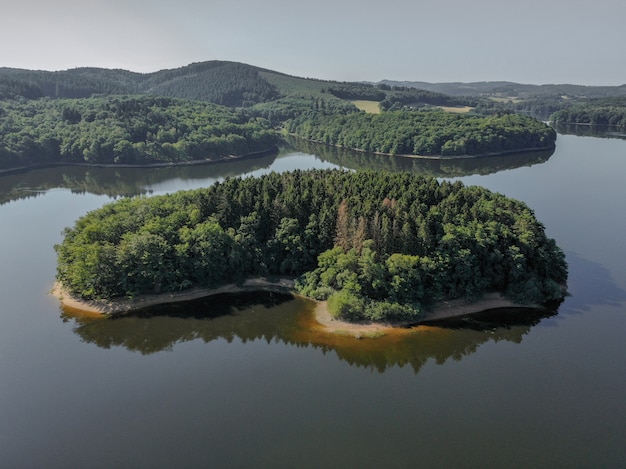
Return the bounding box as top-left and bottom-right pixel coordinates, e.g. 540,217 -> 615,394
0,152 -> 277,205
315,306 -> 559,374
0,137 -> 557,206
63,291 -> 559,374
553,123 -> 626,140
283,136 -> 554,178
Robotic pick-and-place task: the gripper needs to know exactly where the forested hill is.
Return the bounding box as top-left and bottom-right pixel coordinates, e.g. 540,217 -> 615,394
0,61 -> 473,109
0,61 -> 282,106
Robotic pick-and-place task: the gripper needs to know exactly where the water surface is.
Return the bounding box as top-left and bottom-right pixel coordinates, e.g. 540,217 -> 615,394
1,135 -> 625,468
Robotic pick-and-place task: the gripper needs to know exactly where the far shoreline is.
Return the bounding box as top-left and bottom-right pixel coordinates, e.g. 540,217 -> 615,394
1,137 -> 557,178
0,146 -> 278,177
286,134 -> 556,160
52,280 -> 529,337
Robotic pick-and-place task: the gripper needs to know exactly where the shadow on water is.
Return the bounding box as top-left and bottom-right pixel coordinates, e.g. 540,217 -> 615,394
62,290 -> 562,374
285,136 -> 555,178
558,251 -> 626,314
0,151 -> 278,205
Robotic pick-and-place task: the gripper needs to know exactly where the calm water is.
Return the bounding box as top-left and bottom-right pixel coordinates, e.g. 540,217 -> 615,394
1,135 -> 625,468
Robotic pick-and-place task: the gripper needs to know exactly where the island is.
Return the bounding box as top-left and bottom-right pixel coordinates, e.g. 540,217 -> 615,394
54,169 -> 568,331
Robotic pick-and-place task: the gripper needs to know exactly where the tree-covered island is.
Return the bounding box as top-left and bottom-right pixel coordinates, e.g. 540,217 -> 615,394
55,170 -> 568,322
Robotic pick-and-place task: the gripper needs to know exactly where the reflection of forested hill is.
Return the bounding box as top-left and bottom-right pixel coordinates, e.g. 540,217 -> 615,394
286,136 -> 554,177
63,291 -> 558,374
0,151 -> 277,206
553,123 -> 626,139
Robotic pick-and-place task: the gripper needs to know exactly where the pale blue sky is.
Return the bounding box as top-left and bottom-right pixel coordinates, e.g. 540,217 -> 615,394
2,0 -> 625,85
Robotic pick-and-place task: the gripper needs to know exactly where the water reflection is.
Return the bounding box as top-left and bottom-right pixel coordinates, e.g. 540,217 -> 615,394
0,139 -> 556,206
286,136 -> 555,177
554,123 -> 626,140
63,291 -> 559,374
0,151 -> 278,205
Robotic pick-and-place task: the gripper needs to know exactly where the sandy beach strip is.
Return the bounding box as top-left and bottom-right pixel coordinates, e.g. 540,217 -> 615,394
51,278 -> 295,315
53,281 -> 523,337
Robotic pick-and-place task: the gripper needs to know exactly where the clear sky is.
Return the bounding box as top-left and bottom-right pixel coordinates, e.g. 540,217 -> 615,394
2,0 -> 625,86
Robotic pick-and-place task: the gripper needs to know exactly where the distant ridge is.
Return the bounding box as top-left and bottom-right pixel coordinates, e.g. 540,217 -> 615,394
378,79 -> 626,99
3,60 -> 626,105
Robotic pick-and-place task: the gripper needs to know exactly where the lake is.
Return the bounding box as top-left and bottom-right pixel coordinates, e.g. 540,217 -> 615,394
1,134 -> 625,468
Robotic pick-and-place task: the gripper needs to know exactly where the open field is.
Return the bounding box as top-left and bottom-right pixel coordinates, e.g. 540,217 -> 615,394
438,105 -> 474,113
488,97 -> 523,103
351,100 -> 381,113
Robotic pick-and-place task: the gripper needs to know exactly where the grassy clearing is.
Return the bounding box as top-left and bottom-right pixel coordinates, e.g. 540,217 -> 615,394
351,100 -> 381,114
438,106 -> 474,113
488,97 -> 523,104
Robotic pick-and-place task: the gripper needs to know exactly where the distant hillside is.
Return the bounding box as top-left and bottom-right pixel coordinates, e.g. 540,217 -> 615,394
5,59 -> 625,126
0,61 -> 284,106
0,61 -> 470,109
378,80 -> 626,99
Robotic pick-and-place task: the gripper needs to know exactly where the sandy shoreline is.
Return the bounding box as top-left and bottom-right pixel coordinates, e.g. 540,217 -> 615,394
51,278 -> 296,315
311,293 -> 521,336
53,281 -> 524,336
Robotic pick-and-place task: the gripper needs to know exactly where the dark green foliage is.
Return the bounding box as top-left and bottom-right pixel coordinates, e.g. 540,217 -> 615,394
251,95 -> 359,126
286,109 -> 556,156
144,62 -> 280,107
0,96 -> 278,169
0,62 -> 279,106
56,170 -> 568,322
326,84 -> 387,101
0,67 -> 140,99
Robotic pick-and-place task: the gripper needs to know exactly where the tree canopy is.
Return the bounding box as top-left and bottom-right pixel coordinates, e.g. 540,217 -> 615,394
0,96 -> 278,169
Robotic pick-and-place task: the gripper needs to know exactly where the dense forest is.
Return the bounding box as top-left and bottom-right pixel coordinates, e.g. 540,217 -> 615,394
0,61 -> 281,106
0,96 -> 278,169
55,170 -> 568,322
285,110 -> 556,156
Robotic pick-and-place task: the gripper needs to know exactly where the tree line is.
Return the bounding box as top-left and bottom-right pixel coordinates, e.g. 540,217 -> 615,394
285,109 -> 556,156
56,169 -> 568,322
